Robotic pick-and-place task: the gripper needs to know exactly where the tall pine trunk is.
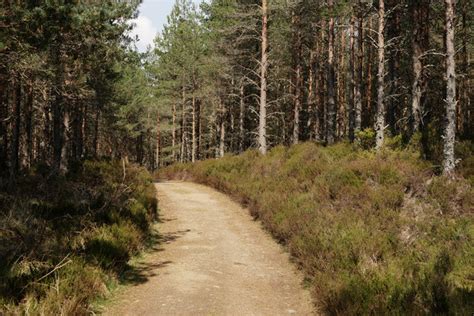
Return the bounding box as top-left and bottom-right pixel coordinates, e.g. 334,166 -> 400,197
192,94 -> 196,163
172,103 -> 176,162
354,5 -> 363,136
258,0 -> 268,154
326,0 -> 336,144
292,10 -> 302,145
349,15 -> 356,142
219,97 -> 225,158
375,0 -> 386,150
156,114 -> 161,169
410,1 -> 430,133
239,81 -> 245,153
443,0 -> 456,176
180,85 -> 186,163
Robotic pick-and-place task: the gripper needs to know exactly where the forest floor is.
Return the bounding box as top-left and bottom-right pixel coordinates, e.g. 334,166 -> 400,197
104,181 -> 314,316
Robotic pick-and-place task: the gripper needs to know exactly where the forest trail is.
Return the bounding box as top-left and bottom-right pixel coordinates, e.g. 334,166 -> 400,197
104,181 -> 315,316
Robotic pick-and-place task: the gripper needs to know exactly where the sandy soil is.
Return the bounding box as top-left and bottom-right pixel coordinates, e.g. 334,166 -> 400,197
104,181 -> 315,316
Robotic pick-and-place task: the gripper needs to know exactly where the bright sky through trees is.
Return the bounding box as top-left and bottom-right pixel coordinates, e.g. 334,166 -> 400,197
131,0 -> 203,52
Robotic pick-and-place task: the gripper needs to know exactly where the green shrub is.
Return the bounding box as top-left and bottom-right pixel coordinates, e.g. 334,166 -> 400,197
356,128 -> 376,150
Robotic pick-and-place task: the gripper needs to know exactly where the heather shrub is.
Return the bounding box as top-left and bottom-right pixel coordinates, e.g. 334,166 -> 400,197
159,142 -> 473,314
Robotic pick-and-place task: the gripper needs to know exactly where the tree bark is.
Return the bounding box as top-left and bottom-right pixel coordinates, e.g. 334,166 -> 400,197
410,1 -> 430,134
180,84 -> 186,163
307,48 -> 316,141
172,102 -> 176,162
365,16 -> 373,128
0,75 -> 7,172
60,108 -> 70,172
349,15 -> 356,142
375,0 -> 386,150
292,9 -> 302,145
192,94 -> 196,163
326,0 -> 336,145
354,4 -> 363,136
156,114 -> 161,169
52,46 -> 64,171
93,104 -> 100,157
443,0 -> 457,176
10,80 -> 21,176
258,0 -> 268,154
239,81 -> 245,153
219,97 -> 225,158
25,84 -> 33,168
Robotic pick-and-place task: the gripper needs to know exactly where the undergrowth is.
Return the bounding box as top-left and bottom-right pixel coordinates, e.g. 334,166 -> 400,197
159,142 -> 473,315
0,160 -> 157,315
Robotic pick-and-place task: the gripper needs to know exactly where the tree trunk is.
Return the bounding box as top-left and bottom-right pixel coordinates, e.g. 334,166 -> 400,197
307,48 -> 316,141
354,5 -> 363,136
0,75 -> 7,172
25,84 -> 33,168
93,104 -> 100,157
239,81 -> 245,153
258,0 -> 268,154
197,99 -> 202,160
410,1 -> 430,134
52,47 -> 64,171
375,0 -> 385,150
180,84 -> 186,163
156,114 -> 160,169
443,0 -> 457,176
337,23 -> 346,138
460,1 -> 471,138
219,98 -> 225,158
172,102 -> 176,162
10,81 -> 21,176
365,16 -> 373,128
349,15 -> 356,142
292,10 -> 302,145
60,109 -> 70,172
326,0 -> 336,145
192,94 -> 196,163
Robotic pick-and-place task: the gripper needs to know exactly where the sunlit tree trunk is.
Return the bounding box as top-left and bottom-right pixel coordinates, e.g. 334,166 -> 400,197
443,0 -> 456,176
192,94 -> 196,163
258,0 -> 268,154
180,84 -> 186,163
375,0 -> 385,150
239,81 -> 245,153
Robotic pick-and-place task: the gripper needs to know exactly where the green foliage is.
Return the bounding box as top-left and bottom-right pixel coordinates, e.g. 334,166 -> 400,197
356,128 -> 376,150
0,161 -> 157,314
159,142 -> 473,314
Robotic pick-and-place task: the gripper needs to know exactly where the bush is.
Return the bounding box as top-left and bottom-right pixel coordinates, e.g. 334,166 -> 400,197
159,142 -> 473,314
0,160 -> 157,314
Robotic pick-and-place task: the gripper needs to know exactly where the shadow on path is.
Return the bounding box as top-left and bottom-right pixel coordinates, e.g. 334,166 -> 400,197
118,222 -> 189,287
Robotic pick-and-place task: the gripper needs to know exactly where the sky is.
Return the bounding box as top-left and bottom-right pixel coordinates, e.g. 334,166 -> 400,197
130,0 -> 203,52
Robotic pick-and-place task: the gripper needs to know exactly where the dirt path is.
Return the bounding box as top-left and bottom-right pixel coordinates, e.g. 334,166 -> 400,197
104,181 -> 315,316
